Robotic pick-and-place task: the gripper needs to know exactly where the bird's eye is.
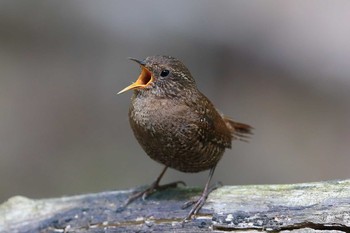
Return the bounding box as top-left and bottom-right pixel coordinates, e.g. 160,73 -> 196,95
160,69 -> 170,77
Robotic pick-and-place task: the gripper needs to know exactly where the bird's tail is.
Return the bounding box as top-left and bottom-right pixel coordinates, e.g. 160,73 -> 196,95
223,116 -> 253,142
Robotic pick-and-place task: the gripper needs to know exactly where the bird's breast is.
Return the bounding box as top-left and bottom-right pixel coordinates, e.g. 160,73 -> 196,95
128,95 -> 226,172
129,96 -> 181,133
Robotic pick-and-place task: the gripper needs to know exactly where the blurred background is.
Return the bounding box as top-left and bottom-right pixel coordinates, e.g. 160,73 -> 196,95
1,1 -> 350,203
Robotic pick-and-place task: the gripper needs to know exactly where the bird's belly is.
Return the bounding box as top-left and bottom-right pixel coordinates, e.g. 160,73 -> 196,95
129,106 -> 224,172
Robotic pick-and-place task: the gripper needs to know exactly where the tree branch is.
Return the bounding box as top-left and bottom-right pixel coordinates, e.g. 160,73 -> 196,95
1,180 -> 350,232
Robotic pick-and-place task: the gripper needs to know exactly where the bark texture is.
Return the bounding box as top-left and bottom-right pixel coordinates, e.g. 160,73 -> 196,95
1,180 -> 350,233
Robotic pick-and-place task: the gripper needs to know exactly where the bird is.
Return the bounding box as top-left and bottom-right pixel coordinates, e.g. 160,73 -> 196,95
118,55 -> 252,221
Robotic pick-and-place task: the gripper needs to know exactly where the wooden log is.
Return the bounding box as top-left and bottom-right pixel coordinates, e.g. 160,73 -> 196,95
1,180 -> 350,233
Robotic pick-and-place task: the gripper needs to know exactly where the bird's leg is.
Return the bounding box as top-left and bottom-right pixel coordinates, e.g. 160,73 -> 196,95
182,165 -> 217,221
124,166 -> 185,206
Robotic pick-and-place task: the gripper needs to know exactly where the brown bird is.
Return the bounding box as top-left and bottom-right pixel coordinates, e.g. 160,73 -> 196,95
118,55 -> 252,221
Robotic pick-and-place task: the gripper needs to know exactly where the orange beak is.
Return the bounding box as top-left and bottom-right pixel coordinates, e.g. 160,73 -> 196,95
118,66 -> 153,94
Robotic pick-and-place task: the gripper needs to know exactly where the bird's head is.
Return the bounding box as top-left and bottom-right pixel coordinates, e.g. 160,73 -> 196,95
118,55 -> 196,97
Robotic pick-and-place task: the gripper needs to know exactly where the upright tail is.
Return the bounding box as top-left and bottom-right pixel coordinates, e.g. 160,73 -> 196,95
223,116 -> 253,142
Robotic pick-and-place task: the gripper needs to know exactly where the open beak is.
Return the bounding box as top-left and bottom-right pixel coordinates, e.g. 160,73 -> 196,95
118,59 -> 153,94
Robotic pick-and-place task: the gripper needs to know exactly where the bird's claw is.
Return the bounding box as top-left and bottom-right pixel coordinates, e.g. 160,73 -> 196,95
183,195 -> 207,220
123,180 -> 186,207
182,180 -> 222,221
181,199 -> 196,209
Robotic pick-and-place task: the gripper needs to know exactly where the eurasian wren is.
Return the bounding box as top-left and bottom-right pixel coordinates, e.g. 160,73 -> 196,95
118,55 -> 252,221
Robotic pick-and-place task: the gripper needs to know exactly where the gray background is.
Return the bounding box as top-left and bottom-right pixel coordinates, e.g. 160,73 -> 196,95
1,1 -> 350,203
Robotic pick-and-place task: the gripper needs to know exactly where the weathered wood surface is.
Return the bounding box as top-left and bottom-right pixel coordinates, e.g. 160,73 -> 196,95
1,180 -> 350,233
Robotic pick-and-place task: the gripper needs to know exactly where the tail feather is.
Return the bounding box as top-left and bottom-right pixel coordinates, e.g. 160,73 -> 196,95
223,116 -> 253,142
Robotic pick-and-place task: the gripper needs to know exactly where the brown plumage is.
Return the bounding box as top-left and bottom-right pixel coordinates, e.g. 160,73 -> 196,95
118,55 -> 252,221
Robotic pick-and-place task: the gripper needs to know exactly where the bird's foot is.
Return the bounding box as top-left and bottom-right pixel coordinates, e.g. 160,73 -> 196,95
123,180 -> 186,207
182,181 -> 222,221
141,180 -> 186,200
